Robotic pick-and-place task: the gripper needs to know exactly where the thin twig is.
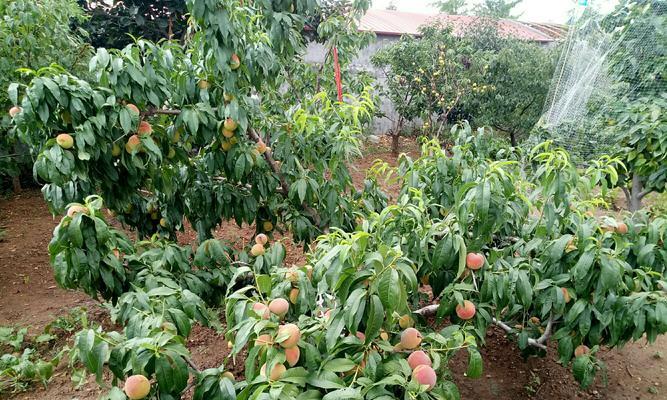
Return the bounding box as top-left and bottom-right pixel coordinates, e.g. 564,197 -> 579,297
414,304 -> 553,350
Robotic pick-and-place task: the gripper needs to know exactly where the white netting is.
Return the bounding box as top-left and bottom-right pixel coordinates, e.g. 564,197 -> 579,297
536,0 -> 666,162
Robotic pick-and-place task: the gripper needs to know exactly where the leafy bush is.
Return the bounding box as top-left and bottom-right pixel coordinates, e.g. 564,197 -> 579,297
0,0 -> 90,191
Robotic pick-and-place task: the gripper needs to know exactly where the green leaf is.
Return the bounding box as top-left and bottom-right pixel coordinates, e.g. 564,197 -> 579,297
377,269 -> 400,314
323,358 -> 356,373
466,348 -> 483,378
256,274 -> 272,294
365,295 -> 384,342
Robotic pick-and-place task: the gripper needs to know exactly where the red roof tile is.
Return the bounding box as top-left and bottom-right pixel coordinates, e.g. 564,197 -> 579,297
358,9 -> 567,42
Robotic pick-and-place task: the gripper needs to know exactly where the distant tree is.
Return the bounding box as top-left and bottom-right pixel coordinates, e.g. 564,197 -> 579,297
432,0 -> 468,14
474,0 -> 523,19
386,1 -> 398,10
76,0 -> 188,49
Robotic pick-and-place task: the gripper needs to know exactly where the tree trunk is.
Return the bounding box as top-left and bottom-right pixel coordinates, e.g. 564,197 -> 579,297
391,132 -> 400,155
12,176 -> 21,192
509,131 -> 517,147
391,118 -> 404,156
625,174 -> 645,212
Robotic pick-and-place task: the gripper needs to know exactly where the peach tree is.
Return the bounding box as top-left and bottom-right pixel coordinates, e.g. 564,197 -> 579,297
9,0 -> 376,243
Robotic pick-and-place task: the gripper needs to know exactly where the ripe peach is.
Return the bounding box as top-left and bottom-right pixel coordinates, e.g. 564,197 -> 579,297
466,252 -> 485,270
380,330 -> 389,341
561,287 -> 571,303
355,332 -> 366,342
616,222 -> 628,234
277,323 -> 301,348
230,53 -> 241,70
269,298 -> 289,317
574,345 -> 590,357
224,118 -> 238,131
257,140 -> 267,154
398,314 -> 414,329
137,121 -> 152,136
455,300 -> 476,320
66,204 -> 88,218
252,302 -> 270,319
197,80 -> 210,90
289,288 -> 299,304
412,365 -> 437,390
286,270 -> 299,283
222,128 -> 235,138
400,328 -> 423,350
221,141 -> 232,151
254,334 -> 274,347
408,350 -> 432,370
123,375 -> 150,399
285,346 -> 300,366
112,248 -> 121,259
250,243 -> 265,257
159,218 -> 167,228
8,106 -> 22,118
56,133 -> 74,149
227,341 -> 233,349
255,233 -> 268,245
221,371 -> 234,380
126,104 -> 140,115
263,221 -> 274,232
323,309 -> 331,320
260,362 -> 286,380
125,135 -> 142,153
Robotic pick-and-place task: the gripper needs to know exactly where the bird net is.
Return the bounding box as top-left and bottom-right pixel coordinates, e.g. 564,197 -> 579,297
535,0 -> 666,163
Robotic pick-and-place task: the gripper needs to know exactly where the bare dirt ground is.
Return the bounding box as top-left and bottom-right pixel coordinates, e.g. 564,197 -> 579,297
1,137 -> 665,399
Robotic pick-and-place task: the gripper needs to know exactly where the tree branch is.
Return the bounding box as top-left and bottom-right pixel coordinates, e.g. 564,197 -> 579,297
414,304 -> 553,350
638,188 -> 652,200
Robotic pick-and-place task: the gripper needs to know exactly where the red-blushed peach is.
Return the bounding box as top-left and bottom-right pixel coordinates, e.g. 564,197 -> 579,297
250,243 -> 265,256
455,300 -> 476,320
407,350 -> 432,370
230,53 -> 241,70
574,345 -> 590,357
260,363 -> 286,380
252,302 -> 270,319
277,323 -> 301,348
285,346 -> 300,367
269,298 -> 289,317
137,121 -> 152,136
255,233 -> 268,245
412,364 -> 437,390
126,103 -> 140,115
561,287 -> 571,303
224,117 -> 238,131
8,106 -> 22,118
400,328 -> 423,350
466,252 -> 485,270
123,375 -> 150,399
289,288 -> 299,304
125,134 -> 142,153
56,133 -> 74,149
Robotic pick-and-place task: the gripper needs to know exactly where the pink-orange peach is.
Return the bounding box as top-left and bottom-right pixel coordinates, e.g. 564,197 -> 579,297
407,350 -> 432,370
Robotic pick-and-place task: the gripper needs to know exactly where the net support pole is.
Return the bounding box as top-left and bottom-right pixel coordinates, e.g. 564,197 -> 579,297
333,46 -> 343,102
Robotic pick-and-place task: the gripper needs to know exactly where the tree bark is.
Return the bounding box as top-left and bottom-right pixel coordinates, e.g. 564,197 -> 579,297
12,176 -> 21,192
391,117 -> 404,156
509,131 -> 517,147
625,174 -> 648,212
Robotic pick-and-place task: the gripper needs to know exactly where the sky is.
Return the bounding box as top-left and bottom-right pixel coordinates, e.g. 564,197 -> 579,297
369,0 -> 586,24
